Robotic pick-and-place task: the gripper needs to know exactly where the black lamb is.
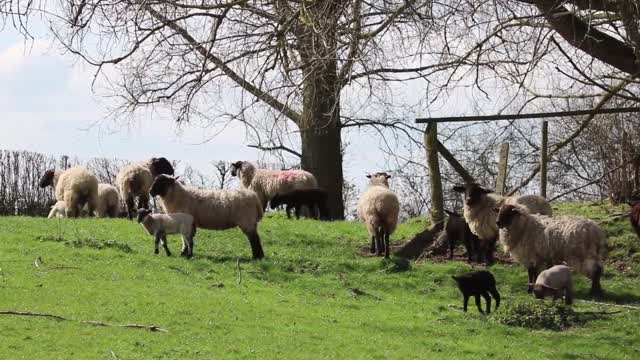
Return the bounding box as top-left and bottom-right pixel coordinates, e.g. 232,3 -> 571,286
452,270 -> 501,314
269,188 -> 329,220
444,210 -> 480,263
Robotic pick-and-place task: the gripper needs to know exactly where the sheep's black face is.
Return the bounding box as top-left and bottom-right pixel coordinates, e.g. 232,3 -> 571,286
39,170 -> 55,188
136,208 -> 152,223
270,194 -> 283,209
150,175 -> 176,197
452,183 -> 491,207
230,161 -> 244,177
532,285 -> 546,300
496,204 -> 520,228
149,157 -> 175,177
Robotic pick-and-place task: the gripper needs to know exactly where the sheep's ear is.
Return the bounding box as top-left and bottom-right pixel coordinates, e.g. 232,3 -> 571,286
385,174 -> 391,179
452,185 -> 465,193
366,174 -> 372,179
542,284 -> 558,291
479,187 -> 492,194
174,176 -> 180,181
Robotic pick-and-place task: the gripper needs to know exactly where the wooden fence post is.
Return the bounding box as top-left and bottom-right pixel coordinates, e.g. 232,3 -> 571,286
540,121 -> 548,198
496,143 -> 510,195
424,121 -> 444,224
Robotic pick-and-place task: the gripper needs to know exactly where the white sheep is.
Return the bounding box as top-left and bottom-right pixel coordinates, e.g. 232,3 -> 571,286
115,157 -> 174,220
532,265 -> 574,305
149,175 -> 265,259
357,172 -> 400,258
96,183 -> 121,218
48,201 -> 67,219
39,166 -> 99,218
496,203 -> 607,295
137,208 -> 196,257
452,183 -> 553,265
230,161 -> 318,211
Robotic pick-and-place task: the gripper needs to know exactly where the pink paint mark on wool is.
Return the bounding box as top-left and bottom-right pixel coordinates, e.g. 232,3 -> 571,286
278,170 -> 301,181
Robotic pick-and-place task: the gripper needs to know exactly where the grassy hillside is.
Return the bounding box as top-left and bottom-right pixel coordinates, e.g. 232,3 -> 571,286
1,202 -> 639,359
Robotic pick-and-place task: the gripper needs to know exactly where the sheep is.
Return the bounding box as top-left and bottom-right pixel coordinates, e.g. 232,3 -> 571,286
532,265 -> 574,305
230,161 -> 318,211
269,188 -> 329,220
452,183 -> 553,265
136,208 -> 196,258
149,175 -> 265,259
39,166 -> 99,218
452,270 -> 501,314
444,210 -> 480,263
115,157 -> 174,220
496,203 -> 607,295
48,201 -> 67,219
628,199 -> 640,239
96,183 -> 121,218
357,172 -> 400,258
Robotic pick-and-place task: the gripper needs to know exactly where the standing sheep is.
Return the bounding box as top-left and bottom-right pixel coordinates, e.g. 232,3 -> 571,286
137,208 -> 196,257
357,172 -> 400,258
444,210 -> 480,263
628,199 -> 640,240
532,265 -> 574,305
150,175 -> 265,259
452,183 -> 553,265
96,183 -> 121,218
39,166 -> 99,218
269,188 -> 329,220
496,203 -> 607,295
230,161 -> 318,211
116,157 -> 174,220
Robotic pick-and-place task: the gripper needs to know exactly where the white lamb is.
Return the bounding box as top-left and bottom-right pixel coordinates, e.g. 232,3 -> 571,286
48,201 -> 67,219
137,208 -> 196,257
532,265 -> 574,305
96,183 -> 121,218
115,157 -> 174,220
452,183 -> 552,265
357,172 -> 400,258
39,166 -> 99,218
496,203 -> 607,295
230,161 -> 318,211
149,175 -> 265,259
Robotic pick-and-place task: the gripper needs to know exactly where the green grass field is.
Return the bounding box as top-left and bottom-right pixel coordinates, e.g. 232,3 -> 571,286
1,202 -> 640,359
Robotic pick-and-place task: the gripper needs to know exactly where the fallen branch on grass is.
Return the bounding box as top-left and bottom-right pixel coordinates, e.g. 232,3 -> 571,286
348,288 -> 382,301
0,310 -> 168,332
236,258 -> 242,285
576,300 -> 640,310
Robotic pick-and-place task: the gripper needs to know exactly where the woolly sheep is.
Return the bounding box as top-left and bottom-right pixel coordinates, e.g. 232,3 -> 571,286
452,270 -> 500,314
532,265 -> 574,305
357,172 -> 400,258
230,161 -> 318,211
96,183 -> 121,218
443,210 -> 480,263
628,199 -> 640,240
39,166 -> 99,218
149,175 -> 265,259
115,157 -> 174,220
48,201 -> 67,219
496,203 -> 607,295
270,188 -> 329,220
452,183 -> 553,265
137,208 -> 196,257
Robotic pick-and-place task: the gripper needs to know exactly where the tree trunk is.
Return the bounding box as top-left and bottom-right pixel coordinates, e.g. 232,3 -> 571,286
425,122 -> 444,224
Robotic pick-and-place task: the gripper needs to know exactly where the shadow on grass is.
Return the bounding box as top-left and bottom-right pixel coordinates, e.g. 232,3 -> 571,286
574,288 -> 640,305
197,254 -> 256,263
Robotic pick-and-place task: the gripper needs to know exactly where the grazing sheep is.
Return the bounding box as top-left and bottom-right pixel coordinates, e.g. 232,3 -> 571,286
39,166 -> 99,218
96,183 -> 121,218
628,199 -> 640,239
230,161 -> 318,211
452,183 -> 553,265
357,172 -> 400,258
452,270 -> 501,314
48,201 -> 67,219
496,203 -> 607,295
116,157 -> 174,220
136,208 -> 196,257
150,175 -> 265,259
269,188 -> 329,220
532,265 -> 574,305
444,210 -> 480,263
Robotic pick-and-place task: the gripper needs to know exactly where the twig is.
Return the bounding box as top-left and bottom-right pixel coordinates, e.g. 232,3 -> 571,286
576,299 -> 640,310
236,257 -> 242,285
0,310 -> 168,332
348,288 -> 382,301
110,350 -> 118,359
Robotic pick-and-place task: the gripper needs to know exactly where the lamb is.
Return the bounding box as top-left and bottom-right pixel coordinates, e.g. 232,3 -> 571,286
452,270 -> 501,314
230,161 -> 318,211
96,183 -> 121,218
357,172 -> 400,258
496,203 -> 607,295
150,175 -> 265,259
39,166 -> 99,218
48,201 -> 67,219
452,183 -> 553,265
444,210 -> 480,263
269,188 -> 329,220
136,208 -> 196,257
115,157 -> 174,220
532,265 -> 574,305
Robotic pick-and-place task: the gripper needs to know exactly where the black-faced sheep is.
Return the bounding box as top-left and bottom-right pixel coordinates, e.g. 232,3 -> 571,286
269,188 -> 329,220
444,210 -> 480,263
452,183 -> 552,265
496,203 -> 606,295
137,208 -> 196,257
452,270 -> 500,314
39,166 -> 99,218
96,183 -> 121,218
230,161 -> 318,211
532,264 -> 574,305
150,175 -> 265,259
116,157 -> 174,220
357,172 -> 400,258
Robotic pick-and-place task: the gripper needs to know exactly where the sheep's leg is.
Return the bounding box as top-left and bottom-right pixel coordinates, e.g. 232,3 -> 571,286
565,286 -> 574,305
241,227 -> 265,260
294,206 -> 301,220
161,235 -> 171,256
474,294 -> 484,314
463,295 -> 469,312
125,195 -> 135,220
154,231 -> 163,255
485,238 -> 496,266
180,235 -> 193,258
384,231 -> 390,259
370,235 -> 376,254
590,264 -> 604,296
86,194 -> 98,217
285,205 -> 292,219
527,266 -> 538,293
488,286 -> 500,310
481,292 -> 492,314
139,193 -> 150,212
375,229 -> 384,256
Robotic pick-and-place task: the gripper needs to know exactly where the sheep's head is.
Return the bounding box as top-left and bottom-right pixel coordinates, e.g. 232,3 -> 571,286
532,283 -> 558,300
496,204 -> 522,228
366,172 -> 391,187
230,161 -> 244,177
149,157 -> 175,177
270,194 -> 284,209
136,208 -> 153,223
150,175 -> 178,197
39,170 -> 56,188
452,183 -> 492,207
